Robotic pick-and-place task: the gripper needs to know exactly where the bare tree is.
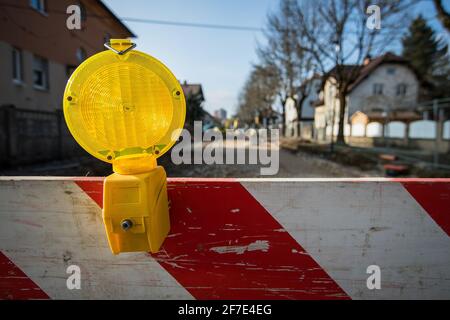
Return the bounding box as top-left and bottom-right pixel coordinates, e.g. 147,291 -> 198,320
294,0 -> 416,144
236,63 -> 280,125
433,0 -> 450,32
258,0 -> 315,136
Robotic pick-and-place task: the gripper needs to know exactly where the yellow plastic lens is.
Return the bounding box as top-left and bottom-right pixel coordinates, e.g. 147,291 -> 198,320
63,45 -> 186,163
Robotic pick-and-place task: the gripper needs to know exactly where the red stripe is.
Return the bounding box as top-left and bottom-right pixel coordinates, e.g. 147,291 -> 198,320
76,179 -> 349,300
75,180 -> 104,207
401,181 -> 450,237
0,252 -> 49,300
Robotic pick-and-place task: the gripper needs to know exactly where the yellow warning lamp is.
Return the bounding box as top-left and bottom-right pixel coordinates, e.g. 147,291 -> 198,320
63,39 -> 186,254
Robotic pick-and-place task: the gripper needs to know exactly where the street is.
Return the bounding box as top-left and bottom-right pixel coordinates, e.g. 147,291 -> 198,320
0,145 -> 373,178
162,146 -> 375,178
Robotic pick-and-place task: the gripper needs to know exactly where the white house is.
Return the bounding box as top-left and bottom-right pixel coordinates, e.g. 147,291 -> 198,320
300,76 -> 322,120
285,75 -> 321,137
314,52 -> 420,140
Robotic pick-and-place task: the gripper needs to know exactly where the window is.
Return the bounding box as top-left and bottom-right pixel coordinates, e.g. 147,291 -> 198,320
386,67 -> 396,75
12,47 -> 23,83
396,83 -> 407,97
33,55 -> 49,90
76,47 -> 87,63
373,83 -> 383,95
30,0 -> 46,14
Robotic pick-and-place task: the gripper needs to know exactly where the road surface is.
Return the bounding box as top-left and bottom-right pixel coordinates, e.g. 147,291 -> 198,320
1,142 -> 375,178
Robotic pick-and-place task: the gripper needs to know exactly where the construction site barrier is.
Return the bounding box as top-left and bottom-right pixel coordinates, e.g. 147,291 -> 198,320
0,177 -> 449,300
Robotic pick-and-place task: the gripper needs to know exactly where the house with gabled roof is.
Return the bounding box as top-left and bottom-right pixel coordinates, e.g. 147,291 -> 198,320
314,52 -> 422,140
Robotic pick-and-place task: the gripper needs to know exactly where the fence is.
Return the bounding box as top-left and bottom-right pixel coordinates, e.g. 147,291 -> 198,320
0,105 -> 84,166
285,120 -> 314,140
344,120 -> 447,139
316,99 -> 450,154
339,119 -> 450,154
1,177 -> 450,299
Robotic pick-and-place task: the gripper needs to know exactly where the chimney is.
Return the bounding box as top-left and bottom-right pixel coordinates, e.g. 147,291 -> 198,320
363,55 -> 372,66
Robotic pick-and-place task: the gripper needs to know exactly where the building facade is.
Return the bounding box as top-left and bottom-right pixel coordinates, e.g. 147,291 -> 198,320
0,0 -> 134,166
314,53 -> 420,140
214,108 -> 227,121
285,76 -> 321,138
0,0 -> 134,111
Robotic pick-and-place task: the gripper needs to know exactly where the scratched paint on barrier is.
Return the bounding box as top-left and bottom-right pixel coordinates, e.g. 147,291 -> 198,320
76,180 -> 349,300
210,240 -> 270,255
0,252 -> 48,300
401,182 -> 450,237
155,181 -> 349,300
2,177 -> 450,300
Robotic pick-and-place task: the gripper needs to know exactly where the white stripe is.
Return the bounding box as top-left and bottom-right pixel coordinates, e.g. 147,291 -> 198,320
2,177 -> 449,182
0,180 -> 192,299
242,181 -> 450,299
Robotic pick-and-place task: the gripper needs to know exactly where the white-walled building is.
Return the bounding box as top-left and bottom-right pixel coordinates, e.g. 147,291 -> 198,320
214,108 -> 227,121
314,53 -> 420,140
285,75 -> 321,137
300,76 -> 322,120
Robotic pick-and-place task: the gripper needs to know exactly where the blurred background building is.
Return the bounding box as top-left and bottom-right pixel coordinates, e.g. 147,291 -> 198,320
0,1 -> 210,168
0,0 -> 134,111
0,0 -> 135,166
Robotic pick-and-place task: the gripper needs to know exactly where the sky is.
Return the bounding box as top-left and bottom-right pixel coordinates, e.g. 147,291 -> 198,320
103,0 -> 448,117
103,0 -> 277,116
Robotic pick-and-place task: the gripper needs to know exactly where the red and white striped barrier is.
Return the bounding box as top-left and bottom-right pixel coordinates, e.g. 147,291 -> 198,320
0,177 -> 449,300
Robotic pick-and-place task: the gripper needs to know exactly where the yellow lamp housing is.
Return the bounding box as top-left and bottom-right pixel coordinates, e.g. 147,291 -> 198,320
63,39 -> 186,254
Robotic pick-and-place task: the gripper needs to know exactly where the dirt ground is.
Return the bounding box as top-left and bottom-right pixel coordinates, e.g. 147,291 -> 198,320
280,138 -> 450,178
160,147 -> 376,178
0,143 -> 375,178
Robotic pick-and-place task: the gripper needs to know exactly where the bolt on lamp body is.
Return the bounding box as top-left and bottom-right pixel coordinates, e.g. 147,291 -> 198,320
103,158 -> 170,254
63,39 -> 186,254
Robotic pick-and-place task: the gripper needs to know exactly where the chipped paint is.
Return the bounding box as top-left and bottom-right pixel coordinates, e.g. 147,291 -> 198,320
209,240 -> 270,255
2,178 -> 450,299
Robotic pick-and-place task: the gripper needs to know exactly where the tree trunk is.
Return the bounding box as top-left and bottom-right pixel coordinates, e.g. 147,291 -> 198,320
433,0 -> 450,32
336,90 -> 347,145
281,97 -> 287,136
296,96 -> 306,138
